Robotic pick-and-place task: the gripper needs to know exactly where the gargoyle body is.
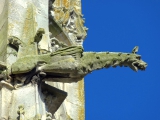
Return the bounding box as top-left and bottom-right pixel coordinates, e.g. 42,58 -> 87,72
9,46 -> 147,83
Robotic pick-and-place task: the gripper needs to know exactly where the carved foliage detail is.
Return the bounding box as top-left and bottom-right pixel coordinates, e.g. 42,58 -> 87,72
50,0 -> 88,45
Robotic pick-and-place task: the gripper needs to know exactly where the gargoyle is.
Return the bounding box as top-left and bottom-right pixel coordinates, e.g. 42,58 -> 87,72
0,2 -> 147,87
9,46 -> 147,83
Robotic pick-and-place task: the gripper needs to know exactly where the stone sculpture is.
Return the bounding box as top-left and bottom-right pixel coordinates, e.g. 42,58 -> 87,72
0,0 -> 147,120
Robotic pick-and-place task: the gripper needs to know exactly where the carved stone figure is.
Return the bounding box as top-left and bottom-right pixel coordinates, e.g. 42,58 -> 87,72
0,0 -> 147,120
4,46 -> 146,85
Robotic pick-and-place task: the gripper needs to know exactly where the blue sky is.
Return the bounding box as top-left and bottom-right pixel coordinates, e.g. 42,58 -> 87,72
82,0 -> 160,120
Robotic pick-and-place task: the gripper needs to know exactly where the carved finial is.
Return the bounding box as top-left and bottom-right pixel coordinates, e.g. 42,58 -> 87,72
34,28 -> 45,43
17,105 -> 25,120
132,46 -> 139,54
50,37 -> 60,52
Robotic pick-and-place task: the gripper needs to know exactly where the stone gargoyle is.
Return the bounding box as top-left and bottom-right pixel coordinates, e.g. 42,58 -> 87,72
0,45 -> 147,86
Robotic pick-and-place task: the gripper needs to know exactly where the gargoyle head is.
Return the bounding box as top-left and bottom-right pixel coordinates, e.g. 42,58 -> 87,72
125,54 -> 147,72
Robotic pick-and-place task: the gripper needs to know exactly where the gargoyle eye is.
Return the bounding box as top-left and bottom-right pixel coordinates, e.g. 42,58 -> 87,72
136,56 -> 141,60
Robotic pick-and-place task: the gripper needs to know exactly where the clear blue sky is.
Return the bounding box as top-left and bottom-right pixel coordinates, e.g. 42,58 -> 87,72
82,0 -> 160,120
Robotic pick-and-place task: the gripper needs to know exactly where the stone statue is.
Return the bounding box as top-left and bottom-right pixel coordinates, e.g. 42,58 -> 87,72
0,0 -> 147,120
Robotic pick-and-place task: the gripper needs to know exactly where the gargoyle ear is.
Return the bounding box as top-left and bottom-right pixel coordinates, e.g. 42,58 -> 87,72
132,46 -> 139,54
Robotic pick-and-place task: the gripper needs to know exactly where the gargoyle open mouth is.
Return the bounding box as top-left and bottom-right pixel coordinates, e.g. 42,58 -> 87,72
131,60 -> 147,72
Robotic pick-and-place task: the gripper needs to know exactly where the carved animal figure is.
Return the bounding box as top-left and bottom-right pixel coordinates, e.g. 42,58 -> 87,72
9,46 -> 147,83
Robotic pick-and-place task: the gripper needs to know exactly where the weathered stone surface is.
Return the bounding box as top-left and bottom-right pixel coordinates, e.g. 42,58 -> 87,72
0,82 -> 68,120
8,0 -> 49,51
9,84 -> 46,119
0,84 -> 13,120
0,0 -> 7,62
47,80 -> 85,120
